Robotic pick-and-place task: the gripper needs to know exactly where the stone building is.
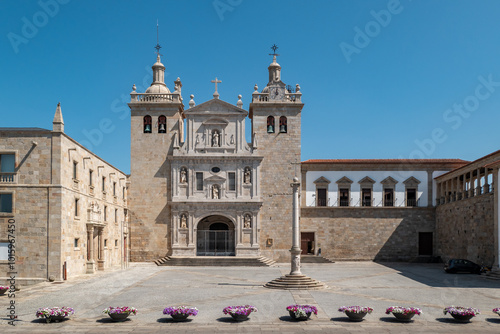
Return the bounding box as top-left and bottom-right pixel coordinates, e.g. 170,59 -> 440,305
2,45 -> 500,285
0,105 -> 129,286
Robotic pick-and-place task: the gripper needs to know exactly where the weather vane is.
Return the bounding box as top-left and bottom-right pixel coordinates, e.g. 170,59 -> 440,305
154,20 -> 162,56
269,44 -> 280,57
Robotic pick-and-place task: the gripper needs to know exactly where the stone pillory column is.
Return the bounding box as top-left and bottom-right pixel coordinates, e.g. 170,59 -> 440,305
264,177 -> 325,290
290,177 -> 301,275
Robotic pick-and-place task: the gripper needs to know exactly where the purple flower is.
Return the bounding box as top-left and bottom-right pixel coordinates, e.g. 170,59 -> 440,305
386,306 -> 422,315
223,305 -> 258,316
443,306 -> 479,316
338,306 -> 373,314
286,304 -> 318,318
103,306 -> 137,315
163,306 -> 198,317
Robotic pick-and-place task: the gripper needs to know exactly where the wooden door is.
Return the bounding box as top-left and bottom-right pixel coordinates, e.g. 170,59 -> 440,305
418,232 -> 433,256
301,232 -> 315,255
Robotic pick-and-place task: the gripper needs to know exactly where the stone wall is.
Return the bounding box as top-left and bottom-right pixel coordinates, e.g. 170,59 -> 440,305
301,207 -> 435,261
435,192 -> 495,266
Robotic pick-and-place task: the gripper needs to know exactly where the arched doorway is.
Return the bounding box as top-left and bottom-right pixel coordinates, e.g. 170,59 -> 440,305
196,215 -> 235,256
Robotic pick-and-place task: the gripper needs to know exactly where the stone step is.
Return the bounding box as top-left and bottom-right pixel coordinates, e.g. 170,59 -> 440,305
264,274 -> 327,290
484,271 -> 500,280
301,255 -> 335,263
154,256 -> 275,267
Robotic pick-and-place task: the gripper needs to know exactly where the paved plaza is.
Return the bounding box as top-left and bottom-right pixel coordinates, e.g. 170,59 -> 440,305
1,262 -> 500,333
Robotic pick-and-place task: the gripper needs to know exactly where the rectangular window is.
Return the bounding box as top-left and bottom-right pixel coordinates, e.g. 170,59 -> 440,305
0,194 -> 13,213
0,242 -> 9,261
339,188 -> 349,207
407,189 -> 417,207
104,239 -> 107,248
74,198 -> 79,217
102,176 -> 106,192
122,187 -> 125,199
73,161 -> 78,179
74,238 -> 79,248
384,189 -> 394,207
104,206 -> 107,221
362,188 -> 371,207
228,172 -> 236,191
0,154 -> 15,173
115,239 -> 118,247
114,209 -> 118,223
317,188 -> 327,206
113,182 -> 116,196
196,172 -> 203,191
89,170 -> 93,186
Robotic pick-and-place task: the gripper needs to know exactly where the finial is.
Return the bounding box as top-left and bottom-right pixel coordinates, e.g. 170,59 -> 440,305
189,94 -> 195,108
132,84 -> 136,92
237,94 -> 243,108
295,84 -> 300,92
154,20 -> 162,57
269,44 -> 280,63
57,102 -> 60,107
254,84 -> 258,91
211,77 -> 222,99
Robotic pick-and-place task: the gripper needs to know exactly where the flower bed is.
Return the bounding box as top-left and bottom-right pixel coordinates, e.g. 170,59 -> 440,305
36,307 -> 74,323
287,304 -> 318,320
163,306 -> 199,317
223,305 -> 257,316
386,306 -> 422,316
443,306 -> 479,322
493,307 -> 500,316
103,306 -> 137,315
0,286 -> 8,295
338,306 -> 373,314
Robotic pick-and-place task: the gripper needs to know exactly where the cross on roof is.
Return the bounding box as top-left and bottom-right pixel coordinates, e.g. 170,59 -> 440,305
154,20 -> 162,56
269,44 -> 280,57
211,77 -> 222,99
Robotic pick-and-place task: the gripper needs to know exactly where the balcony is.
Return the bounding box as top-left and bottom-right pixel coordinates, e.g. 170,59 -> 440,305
0,173 -> 16,183
130,92 -> 181,103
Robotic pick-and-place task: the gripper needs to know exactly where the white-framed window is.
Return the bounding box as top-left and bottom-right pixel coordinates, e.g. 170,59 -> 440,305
0,242 -> 9,261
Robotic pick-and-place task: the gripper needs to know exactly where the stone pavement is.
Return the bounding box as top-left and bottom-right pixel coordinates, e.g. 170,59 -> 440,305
1,262 -> 500,333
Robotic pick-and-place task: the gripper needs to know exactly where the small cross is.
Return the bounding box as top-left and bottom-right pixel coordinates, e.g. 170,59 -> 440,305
211,77 -> 222,98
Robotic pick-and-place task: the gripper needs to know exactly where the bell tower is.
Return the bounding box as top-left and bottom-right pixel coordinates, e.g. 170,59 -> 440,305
128,41 -> 184,261
249,45 -> 304,262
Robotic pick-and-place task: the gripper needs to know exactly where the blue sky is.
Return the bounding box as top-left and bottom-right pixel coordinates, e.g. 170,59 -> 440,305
2,0 -> 500,173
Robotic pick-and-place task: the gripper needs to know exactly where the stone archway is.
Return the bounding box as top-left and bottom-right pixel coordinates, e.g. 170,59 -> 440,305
196,215 -> 235,256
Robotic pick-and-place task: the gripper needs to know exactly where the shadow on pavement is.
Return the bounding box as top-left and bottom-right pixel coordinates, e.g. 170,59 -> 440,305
330,316 -> 355,322
376,262 -> 496,288
379,316 -> 415,323
435,317 -> 472,324
215,317 -> 249,323
96,317 -> 132,323
156,317 -> 193,323
486,318 -> 500,324
31,318 -> 69,324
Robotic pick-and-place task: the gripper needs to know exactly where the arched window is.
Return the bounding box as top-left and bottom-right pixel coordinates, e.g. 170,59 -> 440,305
143,115 -> 152,133
267,116 -> 275,133
158,115 -> 166,133
279,116 -> 287,133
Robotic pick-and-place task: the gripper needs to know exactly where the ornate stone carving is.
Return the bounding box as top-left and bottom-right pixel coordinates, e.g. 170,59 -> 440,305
244,167 -> 251,184
212,185 -> 220,199
180,168 -> 187,184
244,214 -> 251,229
180,214 -> 187,229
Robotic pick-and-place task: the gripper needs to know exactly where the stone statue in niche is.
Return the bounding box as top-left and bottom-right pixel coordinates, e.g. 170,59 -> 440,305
212,130 -> 220,147
230,134 -> 234,145
180,214 -> 187,229
180,168 -> 187,184
195,135 -> 200,145
212,185 -> 220,199
244,168 -> 251,184
244,214 -> 251,229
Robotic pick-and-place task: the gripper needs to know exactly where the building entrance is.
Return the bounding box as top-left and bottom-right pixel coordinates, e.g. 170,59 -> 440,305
196,215 -> 235,256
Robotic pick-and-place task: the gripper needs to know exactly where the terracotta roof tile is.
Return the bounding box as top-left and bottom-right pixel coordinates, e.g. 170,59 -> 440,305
302,159 -> 469,164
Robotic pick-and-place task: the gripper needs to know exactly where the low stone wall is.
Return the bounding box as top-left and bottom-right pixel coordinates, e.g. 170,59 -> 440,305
435,192 -> 494,266
301,207 -> 435,261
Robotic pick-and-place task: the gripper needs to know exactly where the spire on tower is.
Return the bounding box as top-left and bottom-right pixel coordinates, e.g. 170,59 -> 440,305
52,102 -> 64,133
154,20 -> 162,57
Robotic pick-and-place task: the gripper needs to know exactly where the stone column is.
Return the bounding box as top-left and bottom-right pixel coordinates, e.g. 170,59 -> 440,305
86,226 -> 96,274
427,170 -> 433,207
290,177 -> 301,276
97,228 -> 104,270
484,168 -> 490,193
477,168 -> 482,195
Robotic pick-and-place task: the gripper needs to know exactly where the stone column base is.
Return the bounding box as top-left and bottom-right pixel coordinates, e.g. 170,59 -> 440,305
97,260 -> 105,271
86,260 -> 96,274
